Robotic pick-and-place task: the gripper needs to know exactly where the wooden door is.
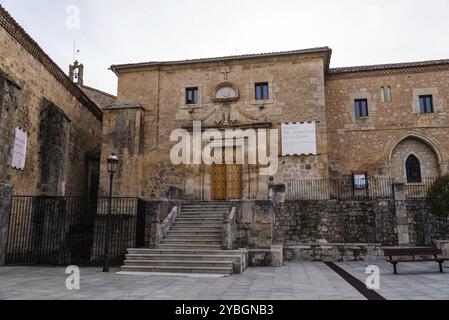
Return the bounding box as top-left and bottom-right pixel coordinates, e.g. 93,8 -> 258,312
212,164 -> 227,200
226,164 -> 242,199
211,148 -> 242,200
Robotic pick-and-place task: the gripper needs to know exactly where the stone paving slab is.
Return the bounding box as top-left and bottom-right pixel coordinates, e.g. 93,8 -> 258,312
335,261 -> 449,300
2,261 -> 447,300
0,262 -> 364,300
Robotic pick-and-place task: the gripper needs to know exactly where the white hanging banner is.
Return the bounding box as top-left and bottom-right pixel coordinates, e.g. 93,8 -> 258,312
281,122 -> 317,156
11,127 -> 27,170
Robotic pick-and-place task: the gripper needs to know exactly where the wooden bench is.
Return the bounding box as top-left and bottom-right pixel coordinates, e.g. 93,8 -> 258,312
383,247 -> 448,274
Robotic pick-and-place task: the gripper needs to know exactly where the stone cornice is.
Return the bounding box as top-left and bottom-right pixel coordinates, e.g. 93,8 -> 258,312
0,5 -> 102,121
327,60 -> 449,80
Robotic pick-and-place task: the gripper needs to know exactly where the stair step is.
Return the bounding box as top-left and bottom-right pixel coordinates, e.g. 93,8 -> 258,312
120,265 -> 231,275
126,254 -> 241,262
168,230 -> 223,237
128,248 -> 244,255
174,224 -> 223,228
157,244 -> 222,250
165,234 -> 222,239
179,212 -> 224,218
160,240 -> 222,245
124,260 -> 232,267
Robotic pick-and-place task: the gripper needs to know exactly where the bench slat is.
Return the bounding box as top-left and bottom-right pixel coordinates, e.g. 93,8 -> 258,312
384,247 -> 442,257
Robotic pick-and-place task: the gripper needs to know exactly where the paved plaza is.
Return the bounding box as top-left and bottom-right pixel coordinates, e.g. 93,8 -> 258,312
0,261 -> 448,300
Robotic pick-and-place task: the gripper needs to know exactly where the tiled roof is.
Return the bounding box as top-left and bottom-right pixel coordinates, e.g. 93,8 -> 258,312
329,59 -> 449,74
110,47 -> 332,72
0,5 -> 102,121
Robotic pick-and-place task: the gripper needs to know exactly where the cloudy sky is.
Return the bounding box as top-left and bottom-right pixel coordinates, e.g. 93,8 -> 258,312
2,0 -> 449,95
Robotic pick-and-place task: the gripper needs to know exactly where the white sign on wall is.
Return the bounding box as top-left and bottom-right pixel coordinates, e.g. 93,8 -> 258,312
281,122 -> 317,156
11,127 -> 27,170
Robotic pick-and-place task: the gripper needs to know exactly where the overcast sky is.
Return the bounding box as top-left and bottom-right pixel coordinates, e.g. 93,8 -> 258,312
2,0 -> 449,95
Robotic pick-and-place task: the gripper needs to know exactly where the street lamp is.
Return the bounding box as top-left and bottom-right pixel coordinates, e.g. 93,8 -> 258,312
103,153 -> 119,272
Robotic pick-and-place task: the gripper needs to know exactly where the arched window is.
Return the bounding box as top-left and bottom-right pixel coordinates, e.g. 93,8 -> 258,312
386,85 -> 392,102
406,154 -> 422,183
380,87 -> 385,103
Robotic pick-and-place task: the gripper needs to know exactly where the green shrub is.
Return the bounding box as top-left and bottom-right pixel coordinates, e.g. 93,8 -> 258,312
428,175 -> 449,217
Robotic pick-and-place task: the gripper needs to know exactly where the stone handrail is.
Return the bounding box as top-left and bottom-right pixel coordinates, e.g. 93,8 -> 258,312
222,207 -> 237,250
155,206 -> 178,246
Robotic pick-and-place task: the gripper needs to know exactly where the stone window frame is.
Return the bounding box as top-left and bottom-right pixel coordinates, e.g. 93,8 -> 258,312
412,88 -> 443,114
386,85 -> 392,103
180,85 -> 203,110
347,91 -> 376,125
248,78 -> 275,106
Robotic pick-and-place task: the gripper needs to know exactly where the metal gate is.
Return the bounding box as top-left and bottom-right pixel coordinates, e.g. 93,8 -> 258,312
4,196 -> 146,267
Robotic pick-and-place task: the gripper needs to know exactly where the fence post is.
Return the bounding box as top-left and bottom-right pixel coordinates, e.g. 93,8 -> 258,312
393,183 -> 410,246
0,183 -> 12,266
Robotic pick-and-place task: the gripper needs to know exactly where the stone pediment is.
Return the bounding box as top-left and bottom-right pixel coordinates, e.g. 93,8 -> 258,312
213,82 -> 239,102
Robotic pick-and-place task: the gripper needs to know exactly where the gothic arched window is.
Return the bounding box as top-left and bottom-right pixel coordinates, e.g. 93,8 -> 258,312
380,87 -> 385,103
406,154 -> 422,183
386,86 -> 392,102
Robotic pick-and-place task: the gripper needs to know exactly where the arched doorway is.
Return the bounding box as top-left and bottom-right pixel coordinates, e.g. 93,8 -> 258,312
390,137 -> 440,182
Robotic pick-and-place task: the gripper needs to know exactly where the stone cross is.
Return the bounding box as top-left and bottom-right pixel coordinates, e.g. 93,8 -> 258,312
221,69 -> 231,81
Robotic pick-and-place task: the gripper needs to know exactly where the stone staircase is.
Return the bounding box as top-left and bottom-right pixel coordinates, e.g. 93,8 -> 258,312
120,202 -> 247,276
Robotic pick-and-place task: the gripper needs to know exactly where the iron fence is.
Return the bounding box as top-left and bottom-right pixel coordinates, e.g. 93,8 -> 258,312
286,178 -> 394,200
286,177 -> 440,200
5,196 -> 145,267
404,177 -> 438,199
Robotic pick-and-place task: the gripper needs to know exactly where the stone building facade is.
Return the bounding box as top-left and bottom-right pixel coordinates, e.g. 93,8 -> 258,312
0,6 -> 103,196
102,49 -> 449,201
326,62 -> 449,180
104,48 -> 332,199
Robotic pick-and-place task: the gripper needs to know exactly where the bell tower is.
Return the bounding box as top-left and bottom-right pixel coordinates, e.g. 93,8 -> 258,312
68,60 -> 84,85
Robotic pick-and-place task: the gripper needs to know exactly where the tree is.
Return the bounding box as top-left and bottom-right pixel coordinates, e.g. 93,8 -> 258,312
428,175 -> 449,217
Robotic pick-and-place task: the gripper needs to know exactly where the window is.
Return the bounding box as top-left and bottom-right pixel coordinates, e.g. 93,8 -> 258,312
255,82 -> 269,100
186,87 -> 199,104
386,86 -> 392,102
406,154 -> 422,183
354,99 -> 369,117
380,87 -> 386,103
419,95 -> 433,113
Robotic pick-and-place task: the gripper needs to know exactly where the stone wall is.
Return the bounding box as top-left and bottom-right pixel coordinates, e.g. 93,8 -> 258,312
0,74 -> 20,184
0,8 -> 102,196
406,199 -> 449,246
275,200 -> 398,246
234,200 -> 275,249
0,183 -> 11,265
274,198 -> 449,248
325,68 -> 449,179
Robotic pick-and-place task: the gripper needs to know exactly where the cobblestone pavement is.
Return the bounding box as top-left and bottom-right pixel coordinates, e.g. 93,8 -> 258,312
0,261 -> 448,300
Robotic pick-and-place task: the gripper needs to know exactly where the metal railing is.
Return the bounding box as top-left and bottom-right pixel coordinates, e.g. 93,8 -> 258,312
286,177 -> 441,200
404,177 -> 438,199
5,196 -> 145,267
286,178 -> 394,200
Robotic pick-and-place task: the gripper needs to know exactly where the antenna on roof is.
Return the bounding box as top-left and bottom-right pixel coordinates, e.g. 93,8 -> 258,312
72,40 -> 80,63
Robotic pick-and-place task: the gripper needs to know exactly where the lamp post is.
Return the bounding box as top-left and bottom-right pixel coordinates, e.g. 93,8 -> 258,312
103,153 -> 119,272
